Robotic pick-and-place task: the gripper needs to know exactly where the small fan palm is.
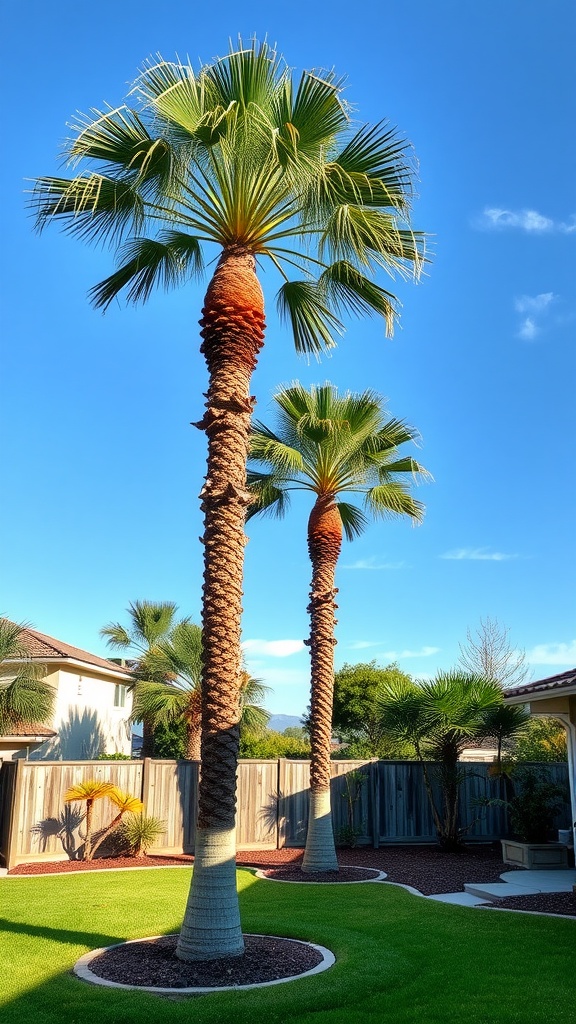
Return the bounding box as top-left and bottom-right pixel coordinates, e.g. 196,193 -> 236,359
375,671 -> 519,849
131,622 -> 270,759
100,600 -> 183,755
89,788 -> 145,860
31,39 -> 426,960
247,382 -> 429,871
0,619 -> 55,736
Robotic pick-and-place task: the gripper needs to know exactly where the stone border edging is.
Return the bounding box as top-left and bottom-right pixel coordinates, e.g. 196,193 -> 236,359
74,933 -> 335,994
252,866 -> 387,883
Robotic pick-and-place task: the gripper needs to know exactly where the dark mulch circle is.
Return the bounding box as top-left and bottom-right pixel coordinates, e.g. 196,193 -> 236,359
261,866 -> 381,883
84,933 -> 325,989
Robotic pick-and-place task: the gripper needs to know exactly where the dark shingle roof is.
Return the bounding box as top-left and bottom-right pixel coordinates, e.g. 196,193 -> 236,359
504,668 -> 576,699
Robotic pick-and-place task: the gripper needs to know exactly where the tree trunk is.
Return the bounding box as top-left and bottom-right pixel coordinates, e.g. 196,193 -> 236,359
176,248 -> 265,962
140,718 -> 155,759
186,710 -> 202,761
302,494 -> 341,873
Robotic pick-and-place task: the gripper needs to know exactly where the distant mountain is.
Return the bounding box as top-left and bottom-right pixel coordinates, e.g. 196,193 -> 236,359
267,714 -> 303,733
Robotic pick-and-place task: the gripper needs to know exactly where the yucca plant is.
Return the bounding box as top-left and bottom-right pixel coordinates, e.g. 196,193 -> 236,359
31,38 -> 426,960
119,813 -> 167,857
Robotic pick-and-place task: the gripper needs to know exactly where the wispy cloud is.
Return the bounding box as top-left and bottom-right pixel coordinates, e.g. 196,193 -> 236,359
342,556 -> 404,570
476,208 -> 576,234
242,639 -> 305,658
383,646 -> 440,660
514,292 -> 556,341
441,547 -> 517,561
525,641 -> 576,666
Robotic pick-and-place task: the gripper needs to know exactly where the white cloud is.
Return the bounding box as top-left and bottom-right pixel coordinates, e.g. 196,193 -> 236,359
479,208 -> 553,232
514,293 -> 555,314
517,317 -> 539,341
342,557 -> 404,570
514,292 -> 556,341
525,641 -> 576,666
441,547 -> 517,561
242,639 -> 305,658
383,646 -> 440,660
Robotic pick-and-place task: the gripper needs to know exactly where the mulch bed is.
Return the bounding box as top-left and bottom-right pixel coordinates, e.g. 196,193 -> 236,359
85,933 -> 324,989
9,854 -> 194,875
261,866 -> 381,882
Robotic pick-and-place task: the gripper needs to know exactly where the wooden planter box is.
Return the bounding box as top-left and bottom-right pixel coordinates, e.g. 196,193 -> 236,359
501,839 -> 569,869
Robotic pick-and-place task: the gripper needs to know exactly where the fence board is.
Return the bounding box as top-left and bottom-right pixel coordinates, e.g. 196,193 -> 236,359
2,757 -> 570,866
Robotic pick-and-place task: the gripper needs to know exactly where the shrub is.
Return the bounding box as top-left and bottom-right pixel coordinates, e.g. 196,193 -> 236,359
118,813 -> 167,857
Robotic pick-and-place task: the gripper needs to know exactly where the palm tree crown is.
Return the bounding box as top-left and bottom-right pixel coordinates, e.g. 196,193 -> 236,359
30,39 -> 425,350
247,382 -> 429,529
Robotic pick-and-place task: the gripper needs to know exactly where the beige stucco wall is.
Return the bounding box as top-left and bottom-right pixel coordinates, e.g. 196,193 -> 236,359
27,665 -> 133,760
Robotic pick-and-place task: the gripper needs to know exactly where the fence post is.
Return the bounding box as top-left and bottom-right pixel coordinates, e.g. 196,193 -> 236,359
277,759 -> 286,848
141,757 -> 152,810
370,760 -> 380,849
5,758 -> 25,871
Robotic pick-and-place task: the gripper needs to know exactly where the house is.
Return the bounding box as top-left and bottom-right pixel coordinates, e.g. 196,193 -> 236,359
505,668 -> 576,845
1,624 -> 134,760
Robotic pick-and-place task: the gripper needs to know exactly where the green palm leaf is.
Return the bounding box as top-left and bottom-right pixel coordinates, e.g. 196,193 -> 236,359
276,281 -> 343,354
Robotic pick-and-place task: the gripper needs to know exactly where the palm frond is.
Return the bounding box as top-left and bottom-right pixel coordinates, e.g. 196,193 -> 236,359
320,261 -> 398,336
30,174 -> 145,246
246,470 -> 291,521
89,232 -> 203,309
365,482 -> 425,523
277,281 -> 343,354
336,501 -> 369,540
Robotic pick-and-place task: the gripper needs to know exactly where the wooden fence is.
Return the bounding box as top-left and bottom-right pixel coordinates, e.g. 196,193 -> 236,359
0,758 -> 570,869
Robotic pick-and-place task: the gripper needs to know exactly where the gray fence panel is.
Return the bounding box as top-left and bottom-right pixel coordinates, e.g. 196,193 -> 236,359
2,757 -> 570,866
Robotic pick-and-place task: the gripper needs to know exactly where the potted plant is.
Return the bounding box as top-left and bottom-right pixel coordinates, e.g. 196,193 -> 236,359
500,767 -> 569,869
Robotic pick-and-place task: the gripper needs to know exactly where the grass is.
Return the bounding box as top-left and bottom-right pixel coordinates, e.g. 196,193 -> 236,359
0,866 -> 573,1024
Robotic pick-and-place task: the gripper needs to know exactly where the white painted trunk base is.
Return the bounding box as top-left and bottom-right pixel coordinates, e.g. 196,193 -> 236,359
176,826 -> 244,961
302,788 -> 338,873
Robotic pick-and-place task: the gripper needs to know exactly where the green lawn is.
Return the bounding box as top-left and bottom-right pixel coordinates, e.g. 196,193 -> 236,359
1,867 -> 573,1024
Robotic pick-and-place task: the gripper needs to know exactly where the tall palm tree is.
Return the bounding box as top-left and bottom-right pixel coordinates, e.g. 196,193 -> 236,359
31,40 -> 426,959
0,619 -> 55,736
375,671 -> 524,849
131,620 -> 270,759
247,383 -> 429,871
100,600 -> 181,756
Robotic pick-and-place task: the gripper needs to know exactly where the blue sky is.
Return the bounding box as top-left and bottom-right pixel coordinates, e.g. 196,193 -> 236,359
2,0 -> 575,717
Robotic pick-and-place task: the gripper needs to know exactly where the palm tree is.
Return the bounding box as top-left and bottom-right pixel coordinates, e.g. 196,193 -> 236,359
64,780 -> 116,861
131,621 -> 270,759
31,40 -> 426,959
375,671 -> 524,849
0,619 -> 55,736
100,600 -> 181,756
247,383 -> 428,871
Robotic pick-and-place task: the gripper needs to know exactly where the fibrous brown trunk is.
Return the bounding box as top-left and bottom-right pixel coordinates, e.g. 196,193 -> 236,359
195,247 -> 265,828
305,495 -> 342,790
302,494 -> 341,873
186,696 -> 202,760
176,247 -> 265,961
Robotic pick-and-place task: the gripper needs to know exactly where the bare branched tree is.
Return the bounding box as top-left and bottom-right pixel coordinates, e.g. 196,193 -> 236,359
458,617 -> 531,689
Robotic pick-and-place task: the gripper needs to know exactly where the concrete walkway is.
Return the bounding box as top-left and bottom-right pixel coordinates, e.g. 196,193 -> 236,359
426,869 -> 576,907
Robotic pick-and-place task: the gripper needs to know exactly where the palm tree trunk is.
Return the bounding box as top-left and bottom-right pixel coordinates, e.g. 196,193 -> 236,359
302,494 -> 341,873
186,717 -> 202,760
176,248 -> 265,962
141,718 -> 155,758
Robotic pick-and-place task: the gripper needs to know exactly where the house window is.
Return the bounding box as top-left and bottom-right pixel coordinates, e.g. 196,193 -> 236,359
114,684 -> 127,708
